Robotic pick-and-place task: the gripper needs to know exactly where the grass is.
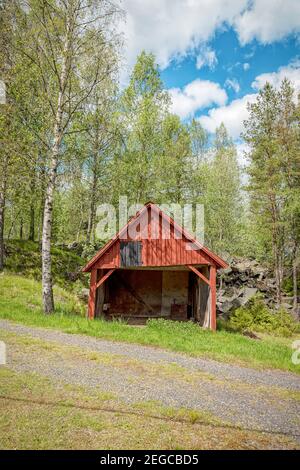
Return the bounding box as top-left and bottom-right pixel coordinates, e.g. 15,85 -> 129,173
1,272 -> 299,374
4,239 -> 87,290
0,367 -> 298,449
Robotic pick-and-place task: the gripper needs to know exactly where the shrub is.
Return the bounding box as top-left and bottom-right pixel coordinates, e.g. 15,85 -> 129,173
228,296 -> 298,336
147,318 -> 204,336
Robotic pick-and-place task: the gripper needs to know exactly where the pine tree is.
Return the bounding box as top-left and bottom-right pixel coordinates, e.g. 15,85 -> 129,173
243,83 -> 285,304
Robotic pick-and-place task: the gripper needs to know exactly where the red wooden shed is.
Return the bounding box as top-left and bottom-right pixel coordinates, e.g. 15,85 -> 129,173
82,202 -> 228,330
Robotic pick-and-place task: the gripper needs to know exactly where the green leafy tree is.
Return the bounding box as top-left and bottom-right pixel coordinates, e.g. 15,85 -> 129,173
12,0 -> 121,313
203,124 -> 242,254
244,81 -> 299,303
277,80 -> 300,314
112,52 -> 170,204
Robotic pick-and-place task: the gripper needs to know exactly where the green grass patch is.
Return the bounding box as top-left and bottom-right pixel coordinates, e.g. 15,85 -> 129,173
4,239 -> 87,290
0,273 -> 299,374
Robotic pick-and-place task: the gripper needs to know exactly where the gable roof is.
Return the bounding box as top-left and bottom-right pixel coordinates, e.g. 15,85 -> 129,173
82,202 -> 228,272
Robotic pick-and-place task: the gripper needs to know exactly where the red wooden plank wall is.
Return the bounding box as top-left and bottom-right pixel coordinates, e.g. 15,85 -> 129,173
94,208 -> 211,269
94,239 -> 120,269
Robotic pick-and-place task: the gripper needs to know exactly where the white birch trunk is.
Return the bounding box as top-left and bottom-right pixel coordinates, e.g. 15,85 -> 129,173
41,30 -> 69,313
292,245 -> 298,319
0,155 -> 8,271
41,107 -> 63,313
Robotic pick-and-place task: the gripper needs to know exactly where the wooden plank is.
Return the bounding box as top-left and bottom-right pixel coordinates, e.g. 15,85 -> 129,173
96,268 -> 115,289
210,264 -> 217,331
87,269 -> 97,319
188,265 -> 210,286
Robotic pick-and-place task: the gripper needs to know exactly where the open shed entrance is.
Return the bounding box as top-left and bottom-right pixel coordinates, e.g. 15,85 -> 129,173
94,268 -> 211,326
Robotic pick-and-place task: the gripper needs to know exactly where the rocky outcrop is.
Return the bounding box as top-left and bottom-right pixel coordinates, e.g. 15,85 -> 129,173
217,258 -> 294,317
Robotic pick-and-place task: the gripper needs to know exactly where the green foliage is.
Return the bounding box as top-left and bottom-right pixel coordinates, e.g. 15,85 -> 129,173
193,124 -> 242,255
228,296 -> 299,336
282,274 -> 300,295
112,51 -> 172,204
243,79 -> 300,297
1,4 -> 298,317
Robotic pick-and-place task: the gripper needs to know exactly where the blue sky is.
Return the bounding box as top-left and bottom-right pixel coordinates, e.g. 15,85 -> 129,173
161,29 -> 299,100
121,0 -> 300,146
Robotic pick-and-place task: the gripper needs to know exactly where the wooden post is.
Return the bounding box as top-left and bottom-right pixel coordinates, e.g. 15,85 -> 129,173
188,265 -> 210,285
87,269 -> 97,319
210,264 -> 216,331
96,268 -> 115,289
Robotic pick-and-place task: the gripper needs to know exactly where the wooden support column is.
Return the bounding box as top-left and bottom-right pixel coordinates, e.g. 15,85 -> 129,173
187,265 -> 210,285
96,268 -> 115,289
210,264 -> 217,331
87,269 -> 97,319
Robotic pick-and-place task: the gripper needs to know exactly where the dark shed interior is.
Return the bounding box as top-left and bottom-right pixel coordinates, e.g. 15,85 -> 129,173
94,267 -> 211,325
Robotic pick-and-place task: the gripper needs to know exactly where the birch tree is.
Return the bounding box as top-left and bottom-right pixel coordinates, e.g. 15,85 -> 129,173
84,79 -> 118,245
113,52 -> 170,204
201,124 -> 241,254
0,0 -> 15,270
14,0 -> 120,312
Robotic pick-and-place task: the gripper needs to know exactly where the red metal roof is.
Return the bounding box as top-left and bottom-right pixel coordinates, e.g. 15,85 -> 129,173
82,202 -> 228,272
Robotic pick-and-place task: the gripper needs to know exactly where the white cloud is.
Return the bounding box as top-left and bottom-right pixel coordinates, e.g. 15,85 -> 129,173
169,79 -> 227,119
120,0 -> 247,70
198,94 -> 257,139
243,63 -> 250,71
198,59 -> 300,138
196,46 -> 218,70
252,59 -> 300,91
120,1 -> 300,72
234,0 -> 300,45
225,78 -> 240,93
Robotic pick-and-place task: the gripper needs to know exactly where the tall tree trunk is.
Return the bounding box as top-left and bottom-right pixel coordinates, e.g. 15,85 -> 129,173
38,162 -> 46,243
273,244 -> 282,305
41,92 -> 65,313
19,217 -> 23,240
0,155 -> 8,271
41,8 -> 72,313
86,174 -> 97,244
86,211 -> 92,244
86,137 -> 99,245
28,174 -> 35,241
292,244 -> 298,318
270,194 -> 282,304
29,204 -> 35,241
41,135 -> 61,314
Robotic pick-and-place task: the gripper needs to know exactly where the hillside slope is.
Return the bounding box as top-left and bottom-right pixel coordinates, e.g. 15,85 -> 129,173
4,240 -> 88,290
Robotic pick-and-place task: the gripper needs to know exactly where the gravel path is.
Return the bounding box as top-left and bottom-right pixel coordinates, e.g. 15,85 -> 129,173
1,319 -> 300,440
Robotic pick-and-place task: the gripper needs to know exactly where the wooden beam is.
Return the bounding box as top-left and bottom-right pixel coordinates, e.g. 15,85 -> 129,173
96,268 -> 115,289
87,269 -> 97,319
210,265 -> 217,331
188,265 -> 210,286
